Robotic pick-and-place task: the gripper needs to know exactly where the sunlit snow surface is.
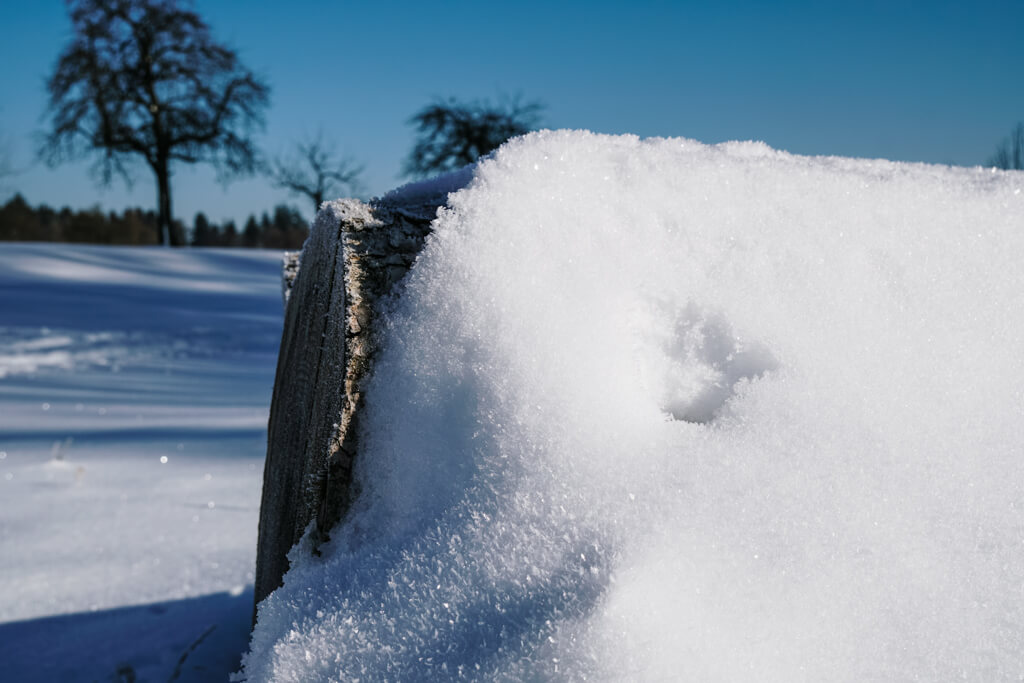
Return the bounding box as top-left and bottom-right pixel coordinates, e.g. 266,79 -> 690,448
242,132 -> 1024,682
0,244 -> 283,681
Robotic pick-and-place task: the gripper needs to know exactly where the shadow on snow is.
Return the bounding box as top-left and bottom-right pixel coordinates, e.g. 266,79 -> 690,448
0,589 -> 254,683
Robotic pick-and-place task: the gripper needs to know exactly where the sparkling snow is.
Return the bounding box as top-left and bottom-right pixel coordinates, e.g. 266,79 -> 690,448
242,131 -> 1024,681
0,244 -> 283,682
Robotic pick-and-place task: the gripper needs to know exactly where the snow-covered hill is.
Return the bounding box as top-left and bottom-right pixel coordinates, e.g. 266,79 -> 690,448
243,132 -> 1024,681
0,244 -> 284,681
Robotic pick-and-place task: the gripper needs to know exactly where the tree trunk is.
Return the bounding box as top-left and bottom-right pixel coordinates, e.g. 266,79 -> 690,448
156,162 -> 182,246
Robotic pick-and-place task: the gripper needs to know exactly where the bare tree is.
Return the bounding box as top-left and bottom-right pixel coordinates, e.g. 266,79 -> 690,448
41,0 -> 270,245
270,134 -> 363,216
987,122 -> 1024,170
403,96 -> 543,178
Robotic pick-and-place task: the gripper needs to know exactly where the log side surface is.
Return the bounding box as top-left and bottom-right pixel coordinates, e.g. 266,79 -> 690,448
253,205 -> 349,613
254,195 -> 446,616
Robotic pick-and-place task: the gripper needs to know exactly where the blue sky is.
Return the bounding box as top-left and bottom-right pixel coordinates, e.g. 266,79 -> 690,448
1,0 -> 1022,228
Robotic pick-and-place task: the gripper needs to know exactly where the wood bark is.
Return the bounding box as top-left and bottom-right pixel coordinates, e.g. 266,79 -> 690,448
253,192 -> 447,620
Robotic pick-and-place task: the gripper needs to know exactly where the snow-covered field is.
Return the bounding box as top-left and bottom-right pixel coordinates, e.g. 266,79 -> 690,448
243,132 -> 1024,681
0,244 -> 283,681
3,133 -> 1022,682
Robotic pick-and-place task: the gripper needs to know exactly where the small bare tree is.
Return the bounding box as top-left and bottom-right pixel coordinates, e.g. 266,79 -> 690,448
987,123 -> 1024,170
270,134 -> 364,216
41,0 -> 270,245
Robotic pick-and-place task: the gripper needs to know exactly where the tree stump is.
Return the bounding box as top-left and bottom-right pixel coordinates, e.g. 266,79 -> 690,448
253,186 -> 459,619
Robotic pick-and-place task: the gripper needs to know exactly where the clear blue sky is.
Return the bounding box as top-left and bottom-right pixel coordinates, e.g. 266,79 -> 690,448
1,0 -> 1022,228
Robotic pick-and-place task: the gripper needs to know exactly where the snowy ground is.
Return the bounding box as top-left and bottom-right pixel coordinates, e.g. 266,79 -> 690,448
0,244 -> 283,682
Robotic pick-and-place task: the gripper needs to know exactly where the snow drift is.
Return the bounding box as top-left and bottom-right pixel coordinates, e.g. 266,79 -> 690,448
241,131 -> 1024,681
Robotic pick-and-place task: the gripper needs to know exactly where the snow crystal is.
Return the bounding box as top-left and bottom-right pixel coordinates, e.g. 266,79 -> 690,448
242,131 -> 1024,681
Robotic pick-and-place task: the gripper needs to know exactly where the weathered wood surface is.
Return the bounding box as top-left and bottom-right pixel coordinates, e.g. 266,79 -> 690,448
253,204 -> 349,615
253,193 -> 447,617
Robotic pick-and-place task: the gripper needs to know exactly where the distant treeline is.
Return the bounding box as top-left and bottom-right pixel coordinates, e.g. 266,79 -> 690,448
0,194 -> 309,249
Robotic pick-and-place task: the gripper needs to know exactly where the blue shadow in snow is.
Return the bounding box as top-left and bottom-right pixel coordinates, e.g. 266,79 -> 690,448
1,277 -> 283,356
0,589 -> 254,683
0,424 -> 267,445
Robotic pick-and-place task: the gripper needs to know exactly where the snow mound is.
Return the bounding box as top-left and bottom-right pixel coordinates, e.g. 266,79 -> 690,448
241,131 -> 1024,681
